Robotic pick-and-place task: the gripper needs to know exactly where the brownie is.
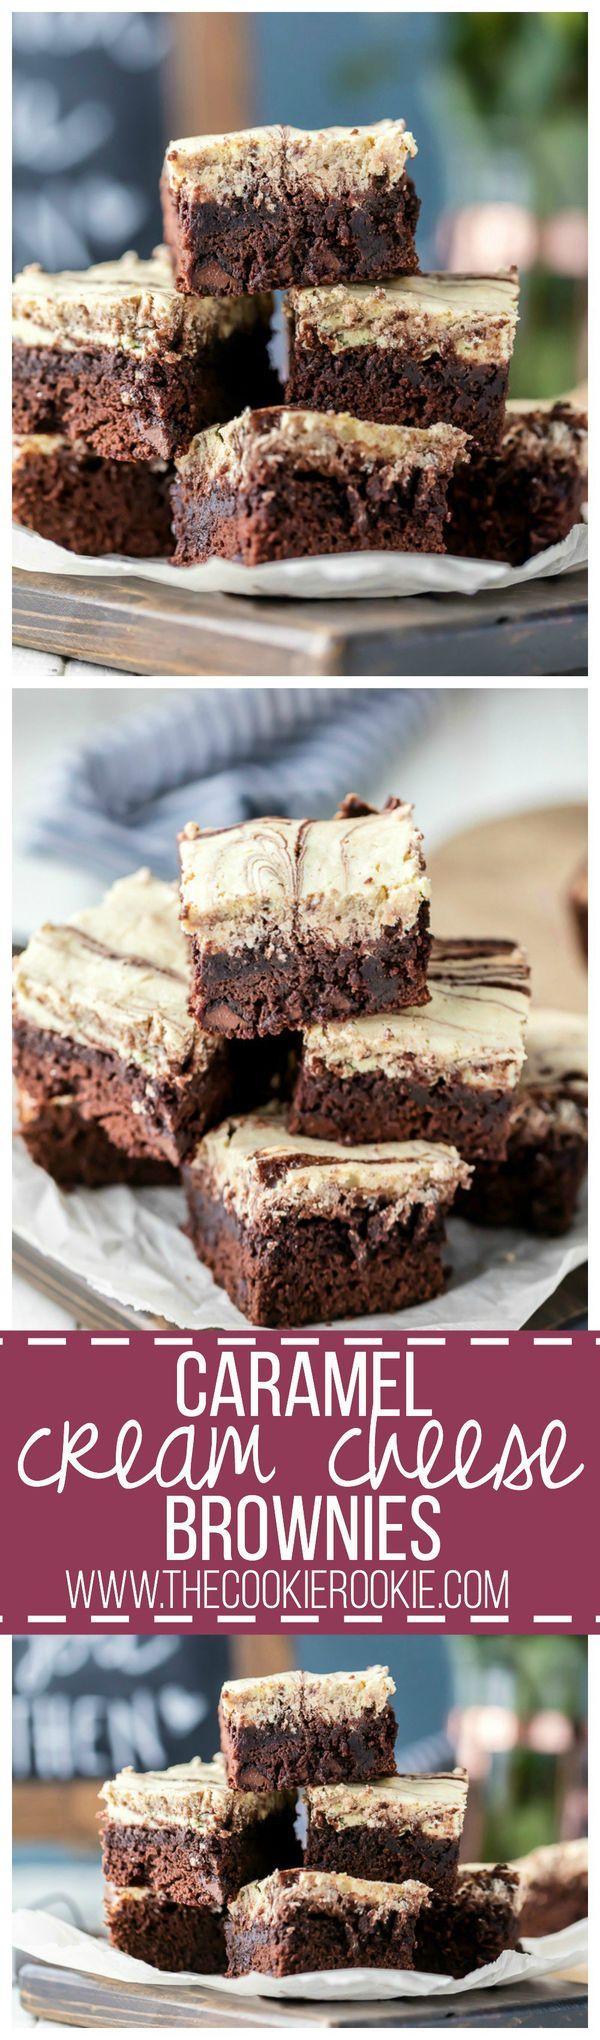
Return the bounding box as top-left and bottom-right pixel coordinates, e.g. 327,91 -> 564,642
461,1007 -> 587,1236
13,1086 -> 176,1191
415,1864 -> 520,1977
225,1868 -> 430,1977
13,868 -> 235,1187
219,1667 -> 398,1790
178,795 -> 431,1038
12,248 -> 273,461
12,432 -> 173,558
446,399 -> 588,564
286,271 -> 519,450
171,405 -> 468,565
182,1103 -> 470,1326
105,1884 -> 227,1973
100,1756 -> 298,1908
161,121 -> 420,295
291,937 -> 530,1160
512,1838 -> 588,1937
305,1770 -> 468,1895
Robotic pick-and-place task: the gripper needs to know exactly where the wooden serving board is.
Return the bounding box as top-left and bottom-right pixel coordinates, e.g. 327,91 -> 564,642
16,1959 -> 589,2029
428,802 -> 587,1012
12,566 -> 587,678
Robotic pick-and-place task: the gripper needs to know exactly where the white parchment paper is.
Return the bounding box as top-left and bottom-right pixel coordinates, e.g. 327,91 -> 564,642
13,518 -> 588,602
12,1906 -> 588,2001
13,1136 -> 587,1330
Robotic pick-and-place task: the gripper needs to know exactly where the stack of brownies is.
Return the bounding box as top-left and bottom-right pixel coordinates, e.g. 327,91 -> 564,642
101,1663 -> 523,1980
13,118 -> 587,567
13,793 -> 588,1326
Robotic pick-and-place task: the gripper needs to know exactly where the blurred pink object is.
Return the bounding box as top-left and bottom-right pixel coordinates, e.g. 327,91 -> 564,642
449,1703 -> 518,1774
527,1709 -> 574,1754
438,202 -> 537,272
541,209 -> 588,276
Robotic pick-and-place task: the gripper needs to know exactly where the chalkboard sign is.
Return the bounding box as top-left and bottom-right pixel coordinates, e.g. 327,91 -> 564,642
13,1635 -> 229,1781
12,11 -> 170,274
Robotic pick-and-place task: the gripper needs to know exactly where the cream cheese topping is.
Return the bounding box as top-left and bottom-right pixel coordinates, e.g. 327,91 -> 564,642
301,939 -> 530,1089
287,270 -> 519,364
13,868 -> 212,1076
229,1867 -> 429,1922
164,120 -> 417,202
306,1770 -> 468,1837
178,799 -> 430,952
175,408 -> 467,493
100,1754 -> 290,1830
191,1107 -> 470,1223
13,247 -> 271,353
220,1664 -> 395,1728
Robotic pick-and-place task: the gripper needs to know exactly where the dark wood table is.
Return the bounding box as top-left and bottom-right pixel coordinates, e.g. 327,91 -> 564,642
13,566 -> 588,678
15,1958 -> 588,2028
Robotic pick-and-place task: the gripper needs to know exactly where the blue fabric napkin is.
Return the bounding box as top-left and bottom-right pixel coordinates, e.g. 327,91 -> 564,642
26,687 -> 435,881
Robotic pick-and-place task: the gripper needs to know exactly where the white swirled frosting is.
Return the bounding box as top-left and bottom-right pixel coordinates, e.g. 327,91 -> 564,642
164,120 -> 417,201
178,800 -> 430,951
287,270 -> 519,364
189,1104 -> 470,1223
176,409 -> 467,490
13,867 -> 215,1076
12,247 -> 271,352
100,1754 -> 291,1830
220,1665 -> 395,1728
301,938 -> 530,1090
306,1770 -> 468,1838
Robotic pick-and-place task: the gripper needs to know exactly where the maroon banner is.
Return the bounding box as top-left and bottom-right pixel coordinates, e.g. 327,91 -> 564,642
2,1330 -> 596,1634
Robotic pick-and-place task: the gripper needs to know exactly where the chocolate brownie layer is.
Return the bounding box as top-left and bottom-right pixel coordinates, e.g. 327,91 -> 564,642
13,870 -> 235,1183
461,1007 -> 587,1235
102,1806 -> 299,1907
173,463 -> 455,565
13,434 -> 173,557
286,272 -> 519,449
185,1169 -> 450,1326
13,1016 -> 230,1171
184,1106 -> 469,1326
305,1772 -> 468,1895
12,330 -> 272,463
288,348 -> 508,448
219,1701 -> 398,1791
291,1069 -> 511,1159
171,407 -> 468,566
291,936 -> 530,1158
446,399 -> 587,564
162,122 -> 420,294
306,1817 -> 461,1891
162,176 -> 421,297
225,1868 -> 430,1977
179,796 -> 431,1038
189,907 -> 431,1038
460,1129 -> 587,1236
106,1887 -> 226,1973
415,1865 -> 520,1977
512,1838 -> 588,1937
219,1668 -> 397,1791
13,250 -> 274,460
15,1086 -> 175,1190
